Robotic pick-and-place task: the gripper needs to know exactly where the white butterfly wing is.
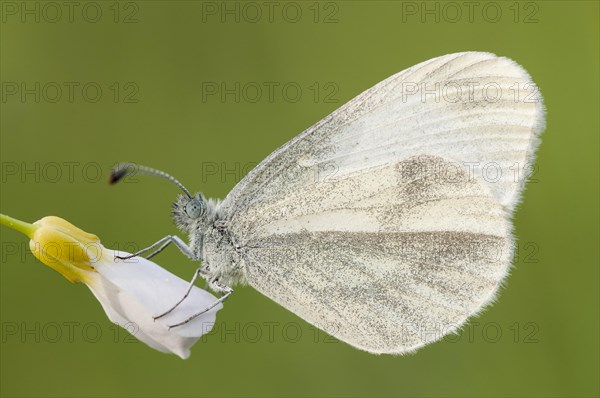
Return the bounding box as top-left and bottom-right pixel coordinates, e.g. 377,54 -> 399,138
216,52 -> 544,354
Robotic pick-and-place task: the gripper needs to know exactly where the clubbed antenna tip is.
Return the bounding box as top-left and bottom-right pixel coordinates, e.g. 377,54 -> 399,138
109,163 -> 132,185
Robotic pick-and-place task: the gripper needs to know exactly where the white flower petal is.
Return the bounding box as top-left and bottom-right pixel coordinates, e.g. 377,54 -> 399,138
86,275 -> 175,355
85,250 -> 222,359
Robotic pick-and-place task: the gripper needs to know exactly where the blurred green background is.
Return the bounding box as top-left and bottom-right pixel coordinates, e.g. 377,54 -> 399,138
1,1 -> 598,397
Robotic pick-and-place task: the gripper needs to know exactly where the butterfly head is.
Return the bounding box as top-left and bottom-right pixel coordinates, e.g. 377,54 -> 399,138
172,193 -> 207,233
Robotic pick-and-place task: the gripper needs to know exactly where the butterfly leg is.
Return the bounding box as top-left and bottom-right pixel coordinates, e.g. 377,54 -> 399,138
153,267 -> 207,321
167,281 -> 233,329
115,235 -> 195,260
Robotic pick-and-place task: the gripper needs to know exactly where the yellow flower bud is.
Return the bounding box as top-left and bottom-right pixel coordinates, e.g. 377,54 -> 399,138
29,216 -> 102,283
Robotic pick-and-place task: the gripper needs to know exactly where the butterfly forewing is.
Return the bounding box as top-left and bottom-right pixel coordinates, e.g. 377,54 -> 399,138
217,52 -> 544,354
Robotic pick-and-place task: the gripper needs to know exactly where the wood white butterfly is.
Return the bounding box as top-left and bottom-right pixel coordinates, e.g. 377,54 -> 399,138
112,52 -> 545,354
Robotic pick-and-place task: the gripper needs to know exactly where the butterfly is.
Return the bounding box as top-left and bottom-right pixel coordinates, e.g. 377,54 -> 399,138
111,52 -> 545,354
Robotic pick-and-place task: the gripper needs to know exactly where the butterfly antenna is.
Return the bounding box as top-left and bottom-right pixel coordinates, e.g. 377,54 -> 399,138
109,163 -> 193,199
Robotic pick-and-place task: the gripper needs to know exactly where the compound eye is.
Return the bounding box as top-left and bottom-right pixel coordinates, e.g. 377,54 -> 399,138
184,199 -> 203,219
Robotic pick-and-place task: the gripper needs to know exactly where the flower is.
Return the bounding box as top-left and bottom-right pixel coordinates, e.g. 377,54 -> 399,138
0,214 -> 221,359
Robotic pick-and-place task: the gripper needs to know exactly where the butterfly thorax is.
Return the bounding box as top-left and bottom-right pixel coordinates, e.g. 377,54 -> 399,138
172,193 -> 246,288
